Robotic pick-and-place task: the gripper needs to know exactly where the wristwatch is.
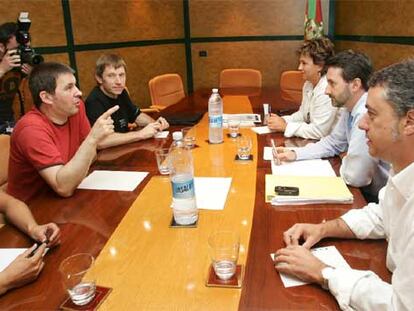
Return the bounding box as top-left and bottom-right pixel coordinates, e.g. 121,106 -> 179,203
321,266 -> 335,290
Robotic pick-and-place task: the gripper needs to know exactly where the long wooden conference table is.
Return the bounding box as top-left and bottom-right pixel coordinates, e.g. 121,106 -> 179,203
0,88 -> 389,310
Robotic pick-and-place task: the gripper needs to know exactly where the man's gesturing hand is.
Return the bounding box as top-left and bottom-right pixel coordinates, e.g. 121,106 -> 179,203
89,105 -> 119,144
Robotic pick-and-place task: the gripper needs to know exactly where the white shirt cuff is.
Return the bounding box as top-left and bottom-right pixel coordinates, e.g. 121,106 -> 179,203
284,121 -> 299,138
328,267 -> 373,310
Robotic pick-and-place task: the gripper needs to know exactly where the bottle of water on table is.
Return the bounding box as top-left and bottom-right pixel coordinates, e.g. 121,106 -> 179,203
208,88 -> 223,144
169,131 -> 198,225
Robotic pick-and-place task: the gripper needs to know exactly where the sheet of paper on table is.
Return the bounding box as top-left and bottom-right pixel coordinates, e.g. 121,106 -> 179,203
78,171 -> 149,191
0,248 -> 27,272
251,126 -> 272,135
223,113 -> 261,127
194,177 -> 232,210
154,131 -> 169,139
263,146 -> 300,160
270,246 -> 350,287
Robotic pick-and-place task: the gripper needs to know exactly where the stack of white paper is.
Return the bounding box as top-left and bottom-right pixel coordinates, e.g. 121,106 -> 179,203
77,171 -> 149,191
270,246 -> 350,287
265,174 -> 353,205
272,196 -> 353,205
271,159 -> 336,177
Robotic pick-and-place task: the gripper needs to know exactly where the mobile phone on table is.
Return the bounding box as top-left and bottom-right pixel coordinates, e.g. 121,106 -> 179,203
274,186 -> 299,196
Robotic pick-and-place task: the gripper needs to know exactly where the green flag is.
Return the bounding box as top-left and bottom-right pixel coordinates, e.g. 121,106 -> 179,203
305,0 -> 324,40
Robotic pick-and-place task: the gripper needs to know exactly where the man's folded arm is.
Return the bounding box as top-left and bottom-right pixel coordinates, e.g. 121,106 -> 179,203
39,137 -> 98,197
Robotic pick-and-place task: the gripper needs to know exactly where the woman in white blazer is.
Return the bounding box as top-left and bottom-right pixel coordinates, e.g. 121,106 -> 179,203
268,37 -> 340,140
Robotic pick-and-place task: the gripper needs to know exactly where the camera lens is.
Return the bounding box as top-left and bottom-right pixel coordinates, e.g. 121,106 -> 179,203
31,54 -> 44,65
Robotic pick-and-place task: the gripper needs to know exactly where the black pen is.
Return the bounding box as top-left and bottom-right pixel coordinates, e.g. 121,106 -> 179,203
28,227 -> 52,257
27,242 -> 44,257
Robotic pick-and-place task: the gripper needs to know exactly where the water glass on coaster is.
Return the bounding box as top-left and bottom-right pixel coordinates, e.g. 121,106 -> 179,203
236,136 -> 252,160
59,253 -> 96,306
181,127 -> 196,149
155,148 -> 171,175
228,117 -> 240,138
208,231 -> 240,281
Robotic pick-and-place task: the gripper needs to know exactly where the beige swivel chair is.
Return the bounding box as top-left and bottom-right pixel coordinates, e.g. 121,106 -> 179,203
280,70 -> 304,104
146,73 -> 185,112
219,69 -> 262,88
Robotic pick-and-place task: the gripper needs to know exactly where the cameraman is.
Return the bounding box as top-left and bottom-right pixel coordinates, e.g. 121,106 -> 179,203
0,22 -> 32,133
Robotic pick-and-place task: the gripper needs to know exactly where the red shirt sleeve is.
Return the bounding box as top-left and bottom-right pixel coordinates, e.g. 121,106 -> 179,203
17,125 -> 64,170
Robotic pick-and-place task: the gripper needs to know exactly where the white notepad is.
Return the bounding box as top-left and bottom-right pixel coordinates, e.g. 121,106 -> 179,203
78,170 -> 149,191
270,246 -> 350,287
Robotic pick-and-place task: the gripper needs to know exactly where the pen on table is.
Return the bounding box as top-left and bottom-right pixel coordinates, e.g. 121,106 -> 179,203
27,228 -> 52,257
44,227 -> 51,245
27,242 -> 44,257
271,139 -> 281,165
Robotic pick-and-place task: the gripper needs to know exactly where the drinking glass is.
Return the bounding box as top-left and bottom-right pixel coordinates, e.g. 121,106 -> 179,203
208,231 -> 240,281
181,127 -> 196,149
236,136 -> 252,160
155,148 -> 171,175
59,253 -> 96,306
228,117 -> 240,138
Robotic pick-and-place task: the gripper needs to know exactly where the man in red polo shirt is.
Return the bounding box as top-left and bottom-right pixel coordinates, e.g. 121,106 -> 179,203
7,62 -> 118,202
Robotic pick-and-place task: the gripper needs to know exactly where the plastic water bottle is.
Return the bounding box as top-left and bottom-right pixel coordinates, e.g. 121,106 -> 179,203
208,88 -> 223,144
169,131 -> 198,225
169,131 -> 185,150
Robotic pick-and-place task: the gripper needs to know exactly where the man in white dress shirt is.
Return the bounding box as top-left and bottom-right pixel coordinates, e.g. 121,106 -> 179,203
274,51 -> 389,200
273,59 -> 414,310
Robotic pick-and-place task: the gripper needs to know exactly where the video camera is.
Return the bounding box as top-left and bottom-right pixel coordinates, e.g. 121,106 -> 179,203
15,12 -> 43,66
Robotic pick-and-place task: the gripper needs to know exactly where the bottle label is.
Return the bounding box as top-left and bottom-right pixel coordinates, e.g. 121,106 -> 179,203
209,115 -> 223,128
172,178 -> 195,199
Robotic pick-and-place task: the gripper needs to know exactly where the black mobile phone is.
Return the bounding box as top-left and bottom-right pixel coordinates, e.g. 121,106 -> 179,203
275,186 -> 299,196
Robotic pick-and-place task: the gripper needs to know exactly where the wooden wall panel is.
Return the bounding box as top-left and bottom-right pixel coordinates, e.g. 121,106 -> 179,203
0,0 -> 66,46
42,53 -> 70,65
76,45 -> 187,108
335,0 -> 414,36
191,41 -> 301,90
70,0 -> 184,44
190,0 -> 305,37
335,41 -> 414,70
